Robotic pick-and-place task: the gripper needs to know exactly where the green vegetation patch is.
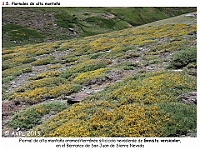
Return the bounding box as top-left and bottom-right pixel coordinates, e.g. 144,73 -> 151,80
2,24 -> 44,47
168,47 -> 196,69
7,101 -> 69,130
33,70 -> 60,80
72,68 -> 110,85
2,65 -> 32,79
18,77 -> 65,91
85,16 -> 115,29
31,56 -> 55,66
54,13 -> 78,28
9,81 -> 81,104
159,102 -> 197,136
60,59 -> 111,80
2,56 -> 36,70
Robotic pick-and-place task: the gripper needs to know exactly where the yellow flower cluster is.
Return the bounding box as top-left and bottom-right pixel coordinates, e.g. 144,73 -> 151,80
49,64 -> 61,69
110,71 -> 196,105
49,84 -> 76,98
9,87 -> 49,104
72,68 -> 109,84
22,77 -> 64,90
35,103 -> 168,137
34,70 -> 60,79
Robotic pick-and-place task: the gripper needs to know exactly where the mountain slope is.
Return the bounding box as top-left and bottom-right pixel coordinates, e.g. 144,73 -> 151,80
2,7 -> 196,48
2,12 -> 197,137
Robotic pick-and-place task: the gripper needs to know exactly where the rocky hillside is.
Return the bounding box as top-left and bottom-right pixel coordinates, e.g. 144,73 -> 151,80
2,10 -> 197,137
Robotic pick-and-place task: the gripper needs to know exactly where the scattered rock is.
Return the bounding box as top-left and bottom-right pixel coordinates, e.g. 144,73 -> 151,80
177,92 -> 197,105
185,14 -> 196,17
64,95 -> 81,104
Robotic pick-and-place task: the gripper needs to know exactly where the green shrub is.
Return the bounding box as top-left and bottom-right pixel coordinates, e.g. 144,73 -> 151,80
2,65 -> 32,78
122,62 -> 136,70
2,56 -> 36,70
168,47 -> 196,69
159,102 -> 197,136
60,59 -> 110,79
7,101 -> 68,130
31,56 -> 55,66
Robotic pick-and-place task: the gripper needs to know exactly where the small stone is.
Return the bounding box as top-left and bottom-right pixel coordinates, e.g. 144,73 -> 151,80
81,87 -> 86,91
64,96 -> 74,101
29,73 -> 35,77
12,85 -> 17,88
93,89 -> 103,93
68,28 -> 74,32
86,91 -> 94,95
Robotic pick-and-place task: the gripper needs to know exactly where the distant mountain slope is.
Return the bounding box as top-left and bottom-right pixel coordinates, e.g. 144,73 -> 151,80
2,12 -> 197,137
2,7 -> 196,47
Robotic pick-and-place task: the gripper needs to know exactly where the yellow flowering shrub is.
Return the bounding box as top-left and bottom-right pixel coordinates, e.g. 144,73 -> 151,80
49,84 -> 81,98
20,77 -> 65,90
2,65 -> 32,77
9,87 -> 49,104
33,71 -> 196,137
72,68 -> 109,85
10,81 -> 80,103
109,71 -> 196,105
34,70 -> 60,79
2,52 -> 20,60
34,103 -> 170,137
31,56 -> 54,66
148,40 -> 185,55
49,64 -> 61,69
60,59 -> 111,79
